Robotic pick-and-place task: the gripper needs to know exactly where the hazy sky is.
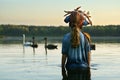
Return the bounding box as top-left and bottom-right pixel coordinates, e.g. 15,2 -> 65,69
0,0 -> 120,26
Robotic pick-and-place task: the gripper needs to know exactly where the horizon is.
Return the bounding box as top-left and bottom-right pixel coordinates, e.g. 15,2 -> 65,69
0,0 -> 120,26
1,23 -> 120,27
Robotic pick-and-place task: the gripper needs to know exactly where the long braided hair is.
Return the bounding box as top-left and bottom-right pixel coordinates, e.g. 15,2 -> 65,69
69,11 -> 84,48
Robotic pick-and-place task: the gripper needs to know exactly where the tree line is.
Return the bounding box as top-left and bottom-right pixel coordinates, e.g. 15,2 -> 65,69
0,24 -> 120,37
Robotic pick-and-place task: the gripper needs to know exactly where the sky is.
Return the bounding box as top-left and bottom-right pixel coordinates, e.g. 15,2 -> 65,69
0,0 -> 120,26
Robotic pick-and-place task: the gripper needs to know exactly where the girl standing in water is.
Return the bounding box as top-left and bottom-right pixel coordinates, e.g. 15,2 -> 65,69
61,10 -> 91,80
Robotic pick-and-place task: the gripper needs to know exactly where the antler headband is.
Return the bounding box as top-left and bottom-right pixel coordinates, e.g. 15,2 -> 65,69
64,6 -> 92,26
64,6 -> 91,18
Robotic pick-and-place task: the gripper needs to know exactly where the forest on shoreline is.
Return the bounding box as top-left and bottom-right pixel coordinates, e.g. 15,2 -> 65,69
0,24 -> 120,43
0,24 -> 120,37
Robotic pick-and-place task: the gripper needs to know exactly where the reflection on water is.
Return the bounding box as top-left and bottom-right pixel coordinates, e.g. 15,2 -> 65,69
0,43 -> 120,80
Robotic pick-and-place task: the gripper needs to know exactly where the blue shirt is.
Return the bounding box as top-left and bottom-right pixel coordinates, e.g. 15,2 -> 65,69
62,32 -> 91,70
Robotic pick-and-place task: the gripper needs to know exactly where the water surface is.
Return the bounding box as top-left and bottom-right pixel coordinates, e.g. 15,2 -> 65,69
0,43 -> 120,80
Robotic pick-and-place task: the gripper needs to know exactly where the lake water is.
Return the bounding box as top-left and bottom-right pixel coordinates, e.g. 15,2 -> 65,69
0,43 -> 120,80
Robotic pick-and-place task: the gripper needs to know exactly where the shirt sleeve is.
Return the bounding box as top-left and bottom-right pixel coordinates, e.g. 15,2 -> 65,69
62,35 -> 69,55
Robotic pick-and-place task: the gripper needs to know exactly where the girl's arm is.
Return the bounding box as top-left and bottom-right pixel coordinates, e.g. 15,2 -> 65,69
61,54 -> 67,79
88,52 -> 91,66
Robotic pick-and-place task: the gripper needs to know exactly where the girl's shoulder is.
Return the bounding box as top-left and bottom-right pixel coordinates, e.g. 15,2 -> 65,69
63,33 -> 71,38
63,33 -> 71,42
82,32 -> 91,42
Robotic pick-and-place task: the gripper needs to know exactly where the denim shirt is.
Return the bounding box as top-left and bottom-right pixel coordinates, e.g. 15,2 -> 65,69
62,32 -> 90,70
